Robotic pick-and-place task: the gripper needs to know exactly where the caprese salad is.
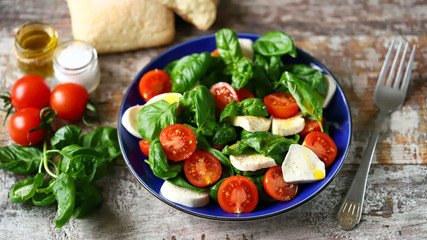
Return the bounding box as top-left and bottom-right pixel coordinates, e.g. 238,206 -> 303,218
122,28 -> 338,214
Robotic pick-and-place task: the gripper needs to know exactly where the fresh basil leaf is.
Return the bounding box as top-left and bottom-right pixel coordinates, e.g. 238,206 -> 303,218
164,59 -> 178,75
9,172 -> 44,203
51,125 -> 81,150
220,98 -> 268,122
53,172 -> 75,228
231,57 -> 253,90
137,100 -> 178,142
79,127 -> 121,164
72,182 -> 101,218
147,139 -> 182,179
60,145 -> 100,183
246,54 -> 275,98
213,123 -> 237,145
280,71 -> 323,128
179,86 -> 216,136
0,145 -> 42,174
268,55 -> 283,82
32,180 -> 56,206
283,64 -> 327,98
208,178 -> 226,202
170,52 -> 212,93
200,56 -> 229,88
215,28 -> 243,70
167,175 -> 206,192
253,31 -> 297,57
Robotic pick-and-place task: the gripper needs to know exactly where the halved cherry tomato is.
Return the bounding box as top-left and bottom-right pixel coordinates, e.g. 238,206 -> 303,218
139,139 -> 151,156
159,124 -> 196,161
263,92 -> 299,119
299,118 -> 323,136
184,151 -> 222,187
139,69 -> 172,102
263,166 -> 298,201
236,88 -> 255,100
10,75 -> 51,111
302,131 -> 337,167
218,175 -> 258,214
8,107 -> 45,146
210,82 -> 239,114
50,82 -> 89,121
211,49 -> 219,57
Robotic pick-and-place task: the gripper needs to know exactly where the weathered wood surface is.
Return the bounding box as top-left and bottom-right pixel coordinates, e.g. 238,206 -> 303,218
0,0 -> 426,239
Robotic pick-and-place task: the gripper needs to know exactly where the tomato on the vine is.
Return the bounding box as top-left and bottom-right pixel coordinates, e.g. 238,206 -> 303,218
302,131 -> 337,167
184,151 -> 222,187
139,69 -> 172,102
10,75 -> 51,111
218,175 -> 258,213
159,124 -> 197,161
8,107 -> 45,146
263,166 -> 298,201
263,92 -> 299,119
50,82 -> 89,121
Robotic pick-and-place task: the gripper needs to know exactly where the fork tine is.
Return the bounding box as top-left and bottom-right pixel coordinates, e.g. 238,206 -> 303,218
376,40 -> 395,88
400,45 -> 416,93
385,41 -> 403,87
392,42 -> 409,88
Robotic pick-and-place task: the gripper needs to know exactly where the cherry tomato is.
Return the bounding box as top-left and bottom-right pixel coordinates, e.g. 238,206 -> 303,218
139,139 -> 151,156
10,75 -> 51,111
218,175 -> 258,214
8,107 -> 45,146
210,82 -> 239,114
184,151 -> 222,187
299,118 -> 323,136
263,166 -> 298,201
302,131 -> 337,167
139,69 -> 172,102
50,83 -> 89,121
263,92 -> 299,119
211,49 -> 219,57
236,88 -> 255,100
159,124 -> 196,161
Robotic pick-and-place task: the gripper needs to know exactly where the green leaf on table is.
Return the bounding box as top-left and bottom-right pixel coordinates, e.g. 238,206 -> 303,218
9,172 -> 44,203
0,145 -> 42,174
51,125 -> 82,150
53,172 -> 76,228
32,179 -> 56,206
79,127 -> 121,164
72,182 -> 102,218
60,145 -> 100,183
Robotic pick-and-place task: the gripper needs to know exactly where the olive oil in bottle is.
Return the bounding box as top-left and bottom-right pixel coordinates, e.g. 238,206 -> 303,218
14,22 -> 58,78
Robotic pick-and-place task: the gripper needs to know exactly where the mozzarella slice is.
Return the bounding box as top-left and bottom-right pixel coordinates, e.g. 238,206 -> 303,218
322,74 -> 337,108
229,116 -> 271,132
160,181 -> 210,208
282,144 -> 326,184
271,113 -> 305,136
121,105 -> 144,138
238,38 -> 254,62
230,152 -> 276,172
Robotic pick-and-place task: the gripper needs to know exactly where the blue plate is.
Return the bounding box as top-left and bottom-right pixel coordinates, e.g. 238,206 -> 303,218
118,33 -> 352,220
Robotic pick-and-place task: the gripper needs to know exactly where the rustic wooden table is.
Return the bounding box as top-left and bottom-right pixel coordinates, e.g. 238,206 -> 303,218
1,0 -> 426,239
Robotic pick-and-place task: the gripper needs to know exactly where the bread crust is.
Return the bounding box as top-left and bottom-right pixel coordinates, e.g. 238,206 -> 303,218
67,0 -> 175,53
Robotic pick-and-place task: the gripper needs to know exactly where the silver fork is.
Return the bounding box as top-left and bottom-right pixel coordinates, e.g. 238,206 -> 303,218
337,41 -> 416,230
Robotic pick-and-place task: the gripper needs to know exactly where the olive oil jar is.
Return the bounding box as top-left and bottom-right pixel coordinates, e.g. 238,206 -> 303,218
14,22 -> 58,78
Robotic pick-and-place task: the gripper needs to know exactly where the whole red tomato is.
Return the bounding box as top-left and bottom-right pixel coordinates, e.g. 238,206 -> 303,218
50,83 -> 89,121
8,107 -> 45,146
10,75 -> 51,111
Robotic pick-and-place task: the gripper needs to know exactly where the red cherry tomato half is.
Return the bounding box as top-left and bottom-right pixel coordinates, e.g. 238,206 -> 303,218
263,92 -> 299,119
263,166 -> 298,201
139,139 -> 151,156
50,82 -> 89,121
11,75 -> 51,111
211,49 -> 219,57
159,124 -> 197,161
8,107 -> 45,146
184,151 -> 222,187
236,88 -> 255,100
138,69 -> 172,102
299,118 -> 323,136
302,131 -> 337,167
218,175 -> 258,214
210,82 -> 239,114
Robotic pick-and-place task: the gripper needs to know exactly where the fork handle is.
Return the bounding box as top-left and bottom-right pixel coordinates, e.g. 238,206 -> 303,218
338,110 -> 388,230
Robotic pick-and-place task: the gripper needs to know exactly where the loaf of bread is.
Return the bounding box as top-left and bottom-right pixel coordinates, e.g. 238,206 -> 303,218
155,0 -> 219,31
67,0 -> 175,54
